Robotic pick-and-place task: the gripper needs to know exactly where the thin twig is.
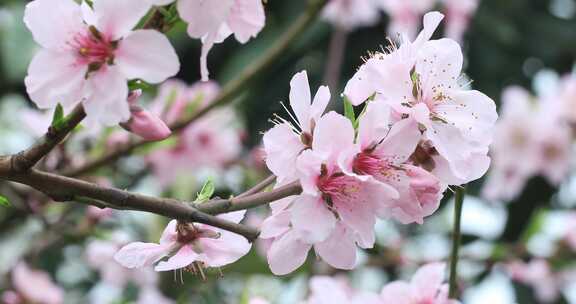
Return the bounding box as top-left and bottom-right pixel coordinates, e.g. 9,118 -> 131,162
236,175 -> 276,198
448,186 -> 466,298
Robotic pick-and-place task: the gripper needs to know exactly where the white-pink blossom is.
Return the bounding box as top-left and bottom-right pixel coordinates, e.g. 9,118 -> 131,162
114,211 -> 251,272
380,0 -> 436,40
506,259 -> 560,303
322,0 -> 382,30
24,0 -> 179,126
263,71 -> 330,184
305,276 -> 381,304
380,262 -> 459,304
344,12 -> 497,185
442,0 -> 479,43
11,262 -> 64,304
148,0 -> 265,81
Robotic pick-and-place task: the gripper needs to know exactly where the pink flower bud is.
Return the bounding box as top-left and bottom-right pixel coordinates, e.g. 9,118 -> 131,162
123,108 -> 171,141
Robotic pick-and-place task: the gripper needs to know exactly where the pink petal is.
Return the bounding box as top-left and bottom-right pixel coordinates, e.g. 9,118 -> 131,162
374,118 -> 421,164
412,11 -> 444,49
411,262 -> 446,300
357,101 -> 391,148
312,111 -> 355,165
24,0 -> 84,50
114,242 -> 171,269
177,0 -> 234,38
217,210 -> 246,224
310,86 -> 331,125
159,220 -> 178,245
260,210 -> 291,239
291,195 -> 336,243
154,245 -> 198,271
289,71 -> 312,132
25,49 -> 87,110
115,30 -> 180,84
198,230 -> 252,267
267,230 -> 311,275
93,0 -> 151,40
296,149 -> 323,196
416,38 -> 462,96
314,223 -> 357,270
227,0 -> 266,43
263,123 -> 305,184
380,281 -> 412,304
83,66 -> 131,126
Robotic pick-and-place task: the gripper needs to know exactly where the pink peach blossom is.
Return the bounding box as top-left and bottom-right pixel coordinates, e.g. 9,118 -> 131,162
305,276 -> 381,304
12,262 -> 64,304
147,81 -> 242,186
507,259 -> 560,303
344,12 -> 497,185
442,0 -> 479,43
380,0 -> 436,40
380,262 -> 459,304
149,0 -> 265,81
263,71 -> 330,184
262,112 -> 398,275
338,101 -> 443,224
322,0 -> 382,30
24,0 -> 179,126
114,211 -> 251,272
122,90 -> 172,141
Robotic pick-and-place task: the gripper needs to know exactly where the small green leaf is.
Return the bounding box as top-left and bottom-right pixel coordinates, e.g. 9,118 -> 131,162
0,195 -> 11,207
51,103 -> 66,130
195,178 -> 215,203
128,79 -> 151,91
343,96 -> 356,125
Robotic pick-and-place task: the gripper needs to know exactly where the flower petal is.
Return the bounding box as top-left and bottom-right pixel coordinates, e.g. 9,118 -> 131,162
291,195 -> 336,243
24,0 -> 84,50
114,242 -> 171,269
177,0 -> 234,38
198,230 -> 252,267
380,281 -> 412,304
155,246 -> 199,271
115,30 -> 180,84
314,223 -> 357,270
227,0 -> 266,43
93,0 -> 151,40
267,230 -> 311,275
83,66 -> 130,126
312,111 -> 355,165
289,71 -> 312,132
263,123 -> 305,184
411,262 -> 446,299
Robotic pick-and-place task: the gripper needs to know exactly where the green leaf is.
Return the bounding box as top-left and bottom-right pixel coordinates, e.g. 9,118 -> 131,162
343,96 -> 356,126
195,178 -> 215,203
0,195 -> 11,207
127,79 -> 151,91
51,103 -> 66,130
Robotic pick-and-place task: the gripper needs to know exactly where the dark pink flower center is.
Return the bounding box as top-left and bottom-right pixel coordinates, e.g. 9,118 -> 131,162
71,26 -> 116,69
353,151 -> 384,176
317,172 -> 360,204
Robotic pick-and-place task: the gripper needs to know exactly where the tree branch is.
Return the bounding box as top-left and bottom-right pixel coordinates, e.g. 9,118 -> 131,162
11,105 -> 85,172
448,186 -> 466,299
61,0 -> 328,177
236,175 -> 276,198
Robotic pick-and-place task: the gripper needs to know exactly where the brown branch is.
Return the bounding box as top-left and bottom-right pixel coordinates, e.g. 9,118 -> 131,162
11,105 -> 85,172
61,0 -> 329,177
236,175 -> 276,198
197,181 -> 302,215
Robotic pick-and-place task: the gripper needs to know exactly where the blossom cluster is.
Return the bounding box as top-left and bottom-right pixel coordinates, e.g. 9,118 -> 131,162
260,12 -> 497,275
24,0 -> 265,130
324,0 -> 479,43
482,73 -> 576,202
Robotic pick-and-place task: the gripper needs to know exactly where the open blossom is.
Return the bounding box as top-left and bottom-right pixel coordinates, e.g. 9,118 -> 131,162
11,262 -> 64,304
344,11 -> 498,185
24,0 -> 179,126
322,0 -> 382,30
262,112 -> 399,275
380,262 -> 459,304
380,0 -> 436,39
263,71 -> 330,184
149,0 -> 265,81
338,101 -> 443,224
482,86 -> 573,201
147,80 -> 242,186
442,0 -> 479,43
305,276 -> 381,304
114,211 -> 251,273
